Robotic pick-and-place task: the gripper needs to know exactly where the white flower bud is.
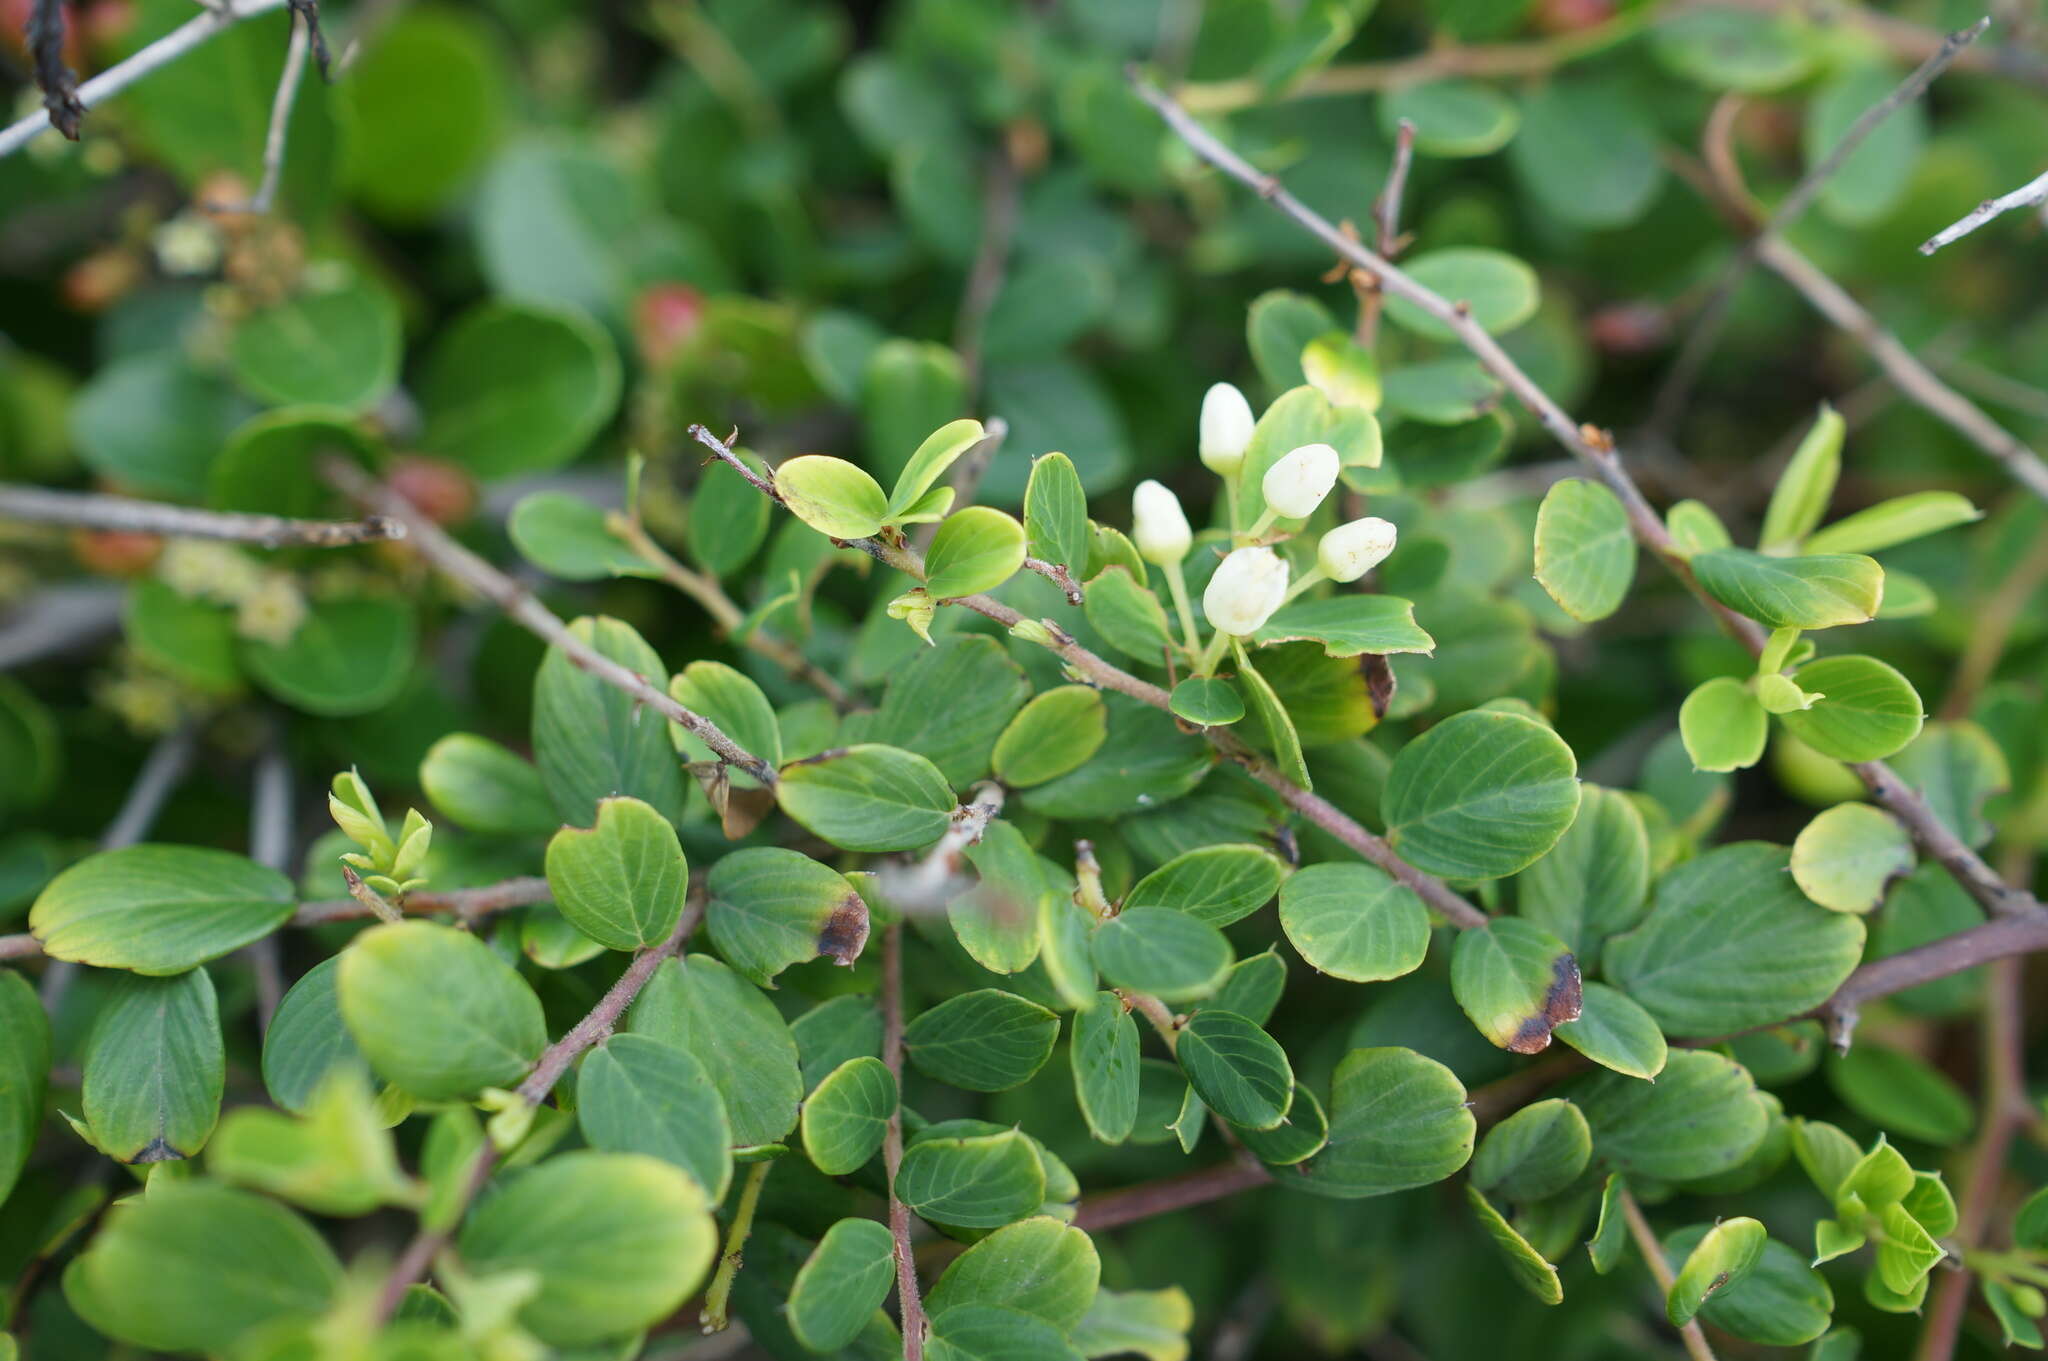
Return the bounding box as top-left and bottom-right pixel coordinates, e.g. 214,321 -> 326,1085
1204,546 -> 1290,636
1262,443 -> 1340,519
1199,382 -> 1255,476
1131,480 -> 1192,566
1318,516 -> 1398,583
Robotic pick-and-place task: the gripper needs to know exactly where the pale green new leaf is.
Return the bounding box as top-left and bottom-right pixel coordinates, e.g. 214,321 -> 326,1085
888,418 -> 986,519
1692,548 -> 1883,630
1667,1217 -> 1766,1326
775,455 -> 890,539
545,796 -> 687,951
925,507 -> 1027,598
1760,404 -> 1842,551
337,921 -> 545,1102
1778,656 -> 1924,763
992,686 -> 1108,789
30,845 -> 293,975
1679,676 -> 1768,772
1791,803 -> 1913,913
1554,982 -> 1667,1080
1804,491 -> 1979,555
1534,479 -> 1635,622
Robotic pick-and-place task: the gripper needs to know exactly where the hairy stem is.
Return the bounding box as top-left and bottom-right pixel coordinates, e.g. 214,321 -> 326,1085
880,922 -> 927,1360
700,1160 -> 772,1333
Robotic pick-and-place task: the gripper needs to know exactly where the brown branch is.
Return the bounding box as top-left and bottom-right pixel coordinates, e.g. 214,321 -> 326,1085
1073,1159 -> 1273,1233
372,894 -> 704,1323
208,7 -> 311,215
1354,117 -> 1415,350
880,922 -> 927,1359
954,150 -> 1020,396
693,423 -> 1489,932
1651,19 -> 1987,433
326,458 -> 779,787
1914,951 -> 2031,1361
0,484 -> 403,548
1133,73 -> 2042,926
1620,1187 -> 1718,1361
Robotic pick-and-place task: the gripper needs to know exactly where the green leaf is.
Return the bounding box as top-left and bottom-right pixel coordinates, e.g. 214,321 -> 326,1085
1384,249 -> 1539,341
1518,785 -> 1650,957
1248,291 -> 1339,394
1381,80 -> 1520,157
241,595 -> 416,718
0,969 -> 49,1203
1873,1200 -> 1943,1295
63,1182 -> 339,1353
905,989 -> 1059,1092
1667,1217 -> 1767,1326
1692,548 -> 1883,630
457,1151 -> 717,1346
229,280 -> 401,411
888,418 -> 985,519
801,1056 -> 897,1175
1472,1098 -> 1592,1202
1653,5 -> 1810,90
531,615 -> 687,826
688,446 -> 774,579
417,301 -> 620,477
1805,491 -> 1979,555
577,1034 -> 732,1202
1778,655 -> 1925,763
1672,1226 -> 1834,1345
1905,1171 -> 1958,1237
212,408 -> 383,523
1250,595 -> 1435,657
120,581 -> 238,695
71,351 -> 249,501
1806,60 -> 1925,226
775,455 -> 890,539
1018,693 -> 1215,820
1278,861 -> 1429,983
1083,565 -> 1176,665
707,846 -> 866,985
1604,843 -> 1866,1036
1072,1288 -> 1194,1361
777,744 -> 956,852
419,733 -> 558,837
1093,907 -> 1233,1003
508,491 -> 657,582
926,1216 -> 1100,1330
1987,1278 -> 2047,1350
81,969 -> 223,1163
1038,893 -> 1101,1013
1297,1048 -> 1475,1199
1509,80 -> 1661,228
1534,479 -> 1635,622
1232,647 -> 1310,789
951,820 -> 1046,975
1668,499 -> 1734,555
1554,982 -> 1667,1081
1169,676 -> 1245,726
1679,676 -> 1768,772
993,686 -> 1108,789
791,994 -> 883,1093
340,6 -> 506,221
899,1129 -> 1047,1229
627,954 -> 803,1149
1588,1173 -> 1629,1274
1128,844 -> 1287,929
1761,405 -> 1844,551
1466,1186 -> 1563,1305
1024,451 -> 1090,575
1451,918 -> 1582,1054
1576,1050 -> 1769,1182
854,634 -> 1030,788
1175,1010 -> 1293,1130
337,921 -> 546,1101
31,844 -> 293,975
545,797 -> 687,952
1383,709 -> 1581,879
788,1218 -> 898,1352
927,1303 -> 1082,1361
1236,386 -> 1384,527
1828,1045 -> 1973,1146
1072,996 -> 1140,1143
925,507 -> 1028,598
1888,722 -> 2008,848
261,957 -> 363,1114
1791,803 -> 1913,913
208,1067 -> 414,1216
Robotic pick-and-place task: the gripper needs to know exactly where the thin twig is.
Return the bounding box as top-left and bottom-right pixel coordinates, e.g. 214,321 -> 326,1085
1650,19 -> 1987,433
0,584 -> 123,670
1619,1187 -> 1718,1361
1074,1159 -> 1273,1232
881,922 -> 927,1360
690,425 -> 1490,933
325,459 -> 778,786
1922,162 -> 2048,254
372,894 -> 704,1323
1914,948 -> 2031,1361
954,151 -> 1021,397
1134,72 -> 2042,926
211,8 -> 311,215
1355,117 -> 1415,350
0,0 -> 296,158
291,874 -> 552,926
0,485 -> 402,548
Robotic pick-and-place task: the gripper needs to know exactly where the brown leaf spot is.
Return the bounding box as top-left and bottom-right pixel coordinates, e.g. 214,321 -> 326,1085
1360,653 -> 1396,720
1504,951 -> 1583,1054
817,892 -> 870,968
129,1137 -> 187,1165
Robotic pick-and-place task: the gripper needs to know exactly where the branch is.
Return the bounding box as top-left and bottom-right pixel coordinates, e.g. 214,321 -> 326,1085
0,484 -> 403,548
1132,72 -> 2043,925
1073,1159 -> 1273,1233
27,0 -> 85,139
689,424 -> 1489,933
373,893 -> 704,1323
1619,1188 -> 1718,1361
954,150 -> 1021,395
1819,908 -> 2048,1043
880,922 -> 927,1360
0,0 -> 296,159
1651,19 -> 1987,431
211,7 -> 312,215
1921,162 -> 2048,254
325,458 -> 778,787
0,584 -> 123,670
1354,117 -> 1415,350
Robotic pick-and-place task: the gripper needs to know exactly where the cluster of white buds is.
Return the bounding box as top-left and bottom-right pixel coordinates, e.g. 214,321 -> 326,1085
1199,383 -> 1255,476
1318,516 -> 1398,582
1131,479 -> 1192,567
1205,546 -> 1290,636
